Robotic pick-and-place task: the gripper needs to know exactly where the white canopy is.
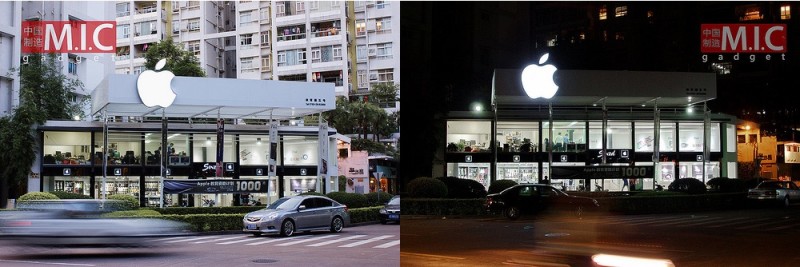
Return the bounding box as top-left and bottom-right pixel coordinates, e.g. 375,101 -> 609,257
92,74 -> 336,120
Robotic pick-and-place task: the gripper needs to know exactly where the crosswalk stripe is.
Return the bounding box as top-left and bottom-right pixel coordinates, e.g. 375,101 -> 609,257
672,217 -> 729,227
275,235 -> 338,246
195,236 -> 245,244
245,236 -> 304,246
710,217 -> 772,228
307,235 -> 367,247
339,235 -> 393,248
626,216 -> 700,226
166,235 -> 219,243
373,240 -> 400,248
736,219 -> 792,230
605,216 -> 683,224
219,237 -> 264,245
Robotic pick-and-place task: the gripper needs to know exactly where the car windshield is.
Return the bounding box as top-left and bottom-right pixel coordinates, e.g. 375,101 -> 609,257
264,197 -> 302,210
388,197 -> 400,205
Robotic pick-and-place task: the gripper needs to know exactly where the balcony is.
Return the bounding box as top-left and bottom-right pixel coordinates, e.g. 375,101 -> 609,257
277,32 -> 306,42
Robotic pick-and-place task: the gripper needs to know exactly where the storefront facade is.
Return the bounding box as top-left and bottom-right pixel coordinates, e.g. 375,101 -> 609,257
31,74 -> 339,207
445,69 -> 738,191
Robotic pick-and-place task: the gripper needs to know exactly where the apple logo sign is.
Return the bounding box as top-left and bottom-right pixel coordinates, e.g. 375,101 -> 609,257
521,53 -> 558,99
137,59 -> 176,108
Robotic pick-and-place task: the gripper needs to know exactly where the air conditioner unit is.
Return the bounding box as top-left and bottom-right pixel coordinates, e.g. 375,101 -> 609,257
366,23 -> 376,32
367,48 -> 376,57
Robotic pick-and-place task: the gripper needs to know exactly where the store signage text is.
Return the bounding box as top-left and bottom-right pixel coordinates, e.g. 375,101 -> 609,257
700,24 -> 787,63
551,166 -> 655,179
21,21 -> 116,53
164,179 -> 267,194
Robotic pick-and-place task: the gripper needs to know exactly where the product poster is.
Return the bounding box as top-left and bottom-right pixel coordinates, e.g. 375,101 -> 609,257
268,121 -> 278,177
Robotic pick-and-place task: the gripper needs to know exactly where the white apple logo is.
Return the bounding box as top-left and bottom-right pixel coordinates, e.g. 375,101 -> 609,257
521,53 -> 558,99
137,58 -> 176,108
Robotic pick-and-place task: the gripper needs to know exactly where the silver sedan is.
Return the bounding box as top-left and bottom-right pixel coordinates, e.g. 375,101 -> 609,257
243,195 -> 350,237
748,180 -> 800,207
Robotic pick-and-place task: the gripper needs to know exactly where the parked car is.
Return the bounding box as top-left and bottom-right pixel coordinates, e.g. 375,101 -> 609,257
243,195 -> 350,237
0,199 -> 189,247
485,184 -> 600,220
379,195 -> 400,224
747,180 -> 800,207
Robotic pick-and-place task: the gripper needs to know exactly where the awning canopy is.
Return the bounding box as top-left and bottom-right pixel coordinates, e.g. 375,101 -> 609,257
92,74 -> 336,120
493,69 -> 716,108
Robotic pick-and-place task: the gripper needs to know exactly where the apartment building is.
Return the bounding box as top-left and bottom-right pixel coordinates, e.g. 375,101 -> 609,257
1,1 -> 114,119
114,1 -> 400,113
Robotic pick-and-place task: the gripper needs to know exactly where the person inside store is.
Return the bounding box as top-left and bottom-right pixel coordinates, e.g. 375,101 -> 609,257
168,143 -> 176,155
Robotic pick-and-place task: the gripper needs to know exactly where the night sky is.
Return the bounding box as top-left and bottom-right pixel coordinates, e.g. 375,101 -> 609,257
400,2 -> 800,182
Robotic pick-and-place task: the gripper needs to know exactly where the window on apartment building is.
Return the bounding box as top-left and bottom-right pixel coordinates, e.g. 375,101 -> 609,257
599,5 -> 607,20
376,43 -> 392,58
356,20 -> 366,36
333,46 -> 342,60
357,45 -> 367,61
749,134 -> 758,143
133,66 -> 146,75
310,1 -> 319,10
376,17 -> 391,32
240,11 -> 254,25
357,70 -> 367,88
296,2 -> 305,14
260,7 -> 270,22
260,31 -> 270,45
117,24 -> 130,39
615,6 -> 627,17
737,135 -> 746,144
188,41 -> 200,55
241,57 -> 257,72
261,56 -> 271,71
188,19 -> 200,31
372,69 -> 393,83
241,34 -> 253,46
68,58 -> 78,75
188,1 -> 200,8
332,1 -> 340,7
172,21 -> 180,34
277,49 -> 307,66
781,4 -> 791,20
134,21 -> 156,36
276,2 -> 286,17
355,1 -> 365,9
115,68 -> 130,74
377,0 -> 388,9
172,1 -> 180,12
311,48 -> 322,62
615,32 -> 624,41
116,3 -> 130,17
739,6 -> 762,21
311,45 -> 343,63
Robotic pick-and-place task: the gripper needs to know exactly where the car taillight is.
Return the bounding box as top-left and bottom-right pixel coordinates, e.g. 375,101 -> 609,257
8,221 -> 31,227
486,197 -> 493,206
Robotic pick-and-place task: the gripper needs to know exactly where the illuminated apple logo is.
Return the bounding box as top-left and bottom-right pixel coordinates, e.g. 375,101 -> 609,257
521,53 -> 558,99
137,59 -> 176,108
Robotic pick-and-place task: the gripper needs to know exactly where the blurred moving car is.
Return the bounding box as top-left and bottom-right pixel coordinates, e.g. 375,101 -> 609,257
0,199 -> 189,247
748,180 -> 800,207
243,195 -> 350,237
379,195 -> 400,224
485,184 -> 600,220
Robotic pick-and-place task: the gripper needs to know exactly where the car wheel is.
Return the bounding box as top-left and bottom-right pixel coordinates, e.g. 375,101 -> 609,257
504,206 -> 521,220
280,220 -> 295,237
252,232 -> 262,237
330,216 -> 344,233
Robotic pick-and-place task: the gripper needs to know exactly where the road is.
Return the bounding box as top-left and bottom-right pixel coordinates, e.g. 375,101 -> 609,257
401,206 -> 800,266
0,223 -> 399,267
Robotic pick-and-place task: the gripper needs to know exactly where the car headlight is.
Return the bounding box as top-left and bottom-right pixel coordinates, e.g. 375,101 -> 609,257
379,208 -> 387,214
265,212 -> 279,221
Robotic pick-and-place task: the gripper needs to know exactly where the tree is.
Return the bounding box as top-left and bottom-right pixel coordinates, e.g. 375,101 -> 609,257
369,82 -> 400,106
143,38 -> 205,77
1,53 -> 85,208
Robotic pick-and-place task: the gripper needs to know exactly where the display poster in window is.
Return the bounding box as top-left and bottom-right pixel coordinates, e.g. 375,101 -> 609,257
216,118 -> 224,177
551,166 -> 654,179
318,122 -> 329,176
163,179 -> 267,194
269,121 -> 278,176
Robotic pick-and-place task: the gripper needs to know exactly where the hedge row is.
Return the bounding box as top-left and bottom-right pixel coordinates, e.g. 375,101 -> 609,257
402,193 -> 749,216
151,206 -> 263,215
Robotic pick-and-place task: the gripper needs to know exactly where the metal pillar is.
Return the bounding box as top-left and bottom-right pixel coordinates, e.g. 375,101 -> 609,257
160,108 -> 167,208
601,101 -> 608,165
547,102 -> 553,183
654,101 -> 660,189
102,110 -> 108,206
703,102 -> 710,182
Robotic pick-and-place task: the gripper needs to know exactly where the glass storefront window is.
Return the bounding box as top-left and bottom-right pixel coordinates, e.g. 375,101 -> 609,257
446,121 -> 491,152
94,176 -> 139,199
635,121 -> 677,152
283,136 -> 318,166
240,176 -> 278,205
589,121 -> 631,149
549,121 -> 586,152
145,176 -> 163,207
496,163 -> 537,183
240,135 -> 275,165
447,162 -> 491,189
192,134 -> 235,162
95,132 -> 142,166
543,162 -> 585,191
145,133 -> 190,166
497,121 -> 539,152
678,122 -> 720,152
284,176 -> 320,196
678,161 -> 720,182
44,176 -> 90,196
43,131 -> 91,165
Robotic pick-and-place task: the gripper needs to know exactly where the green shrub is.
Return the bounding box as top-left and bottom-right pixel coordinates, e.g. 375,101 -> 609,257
365,191 -> 394,206
153,206 -> 262,215
103,209 -> 162,217
436,176 -> 487,199
402,198 -> 486,216
150,214 -> 246,232
349,207 -> 382,224
18,192 -> 59,202
488,179 -> 518,194
407,177 -> 448,198
707,177 -> 747,193
668,178 -> 707,194
299,192 -> 326,196
327,191 -> 369,208
49,191 -> 93,199
108,194 -> 140,210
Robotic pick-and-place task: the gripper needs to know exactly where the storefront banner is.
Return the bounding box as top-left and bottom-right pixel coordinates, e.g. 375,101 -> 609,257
551,166 -> 654,179
216,118 -> 224,177
319,122 -> 329,176
163,179 -> 267,194
269,121 -> 278,176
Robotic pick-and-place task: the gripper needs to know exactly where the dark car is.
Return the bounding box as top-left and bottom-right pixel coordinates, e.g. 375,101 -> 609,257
485,184 -> 600,220
379,195 -> 400,224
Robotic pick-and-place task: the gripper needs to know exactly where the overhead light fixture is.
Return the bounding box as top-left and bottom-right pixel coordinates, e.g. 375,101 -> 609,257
206,137 -> 212,146
687,105 -> 694,114
257,138 -> 262,145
